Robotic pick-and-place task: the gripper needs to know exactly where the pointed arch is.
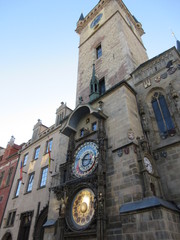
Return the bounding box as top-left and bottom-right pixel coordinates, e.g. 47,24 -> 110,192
2,232 -> 12,240
34,206 -> 48,240
146,88 -> 176,139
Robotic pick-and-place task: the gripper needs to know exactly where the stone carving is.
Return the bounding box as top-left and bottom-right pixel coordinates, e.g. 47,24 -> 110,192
59,195 -> 68,217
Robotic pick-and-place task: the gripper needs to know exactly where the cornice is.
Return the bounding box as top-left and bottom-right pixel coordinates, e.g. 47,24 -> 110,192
75,0 -> 110,34
76,0 -> 144,36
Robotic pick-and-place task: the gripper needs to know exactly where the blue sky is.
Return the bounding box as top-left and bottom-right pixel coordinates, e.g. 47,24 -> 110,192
0,0 -> 179,147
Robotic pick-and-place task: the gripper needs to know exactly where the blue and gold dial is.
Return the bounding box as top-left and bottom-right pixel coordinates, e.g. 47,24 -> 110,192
90,13 -> 103,29
72,142 -> 99,178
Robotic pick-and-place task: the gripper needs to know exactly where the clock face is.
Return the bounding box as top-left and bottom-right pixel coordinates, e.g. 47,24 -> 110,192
71,188 -> 95,229
72,142 -> 99,178
144,157 -> 153,173
90,13 -> 103,29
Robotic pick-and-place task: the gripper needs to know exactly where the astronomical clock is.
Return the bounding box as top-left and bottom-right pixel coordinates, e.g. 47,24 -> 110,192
53,104 -> 107,240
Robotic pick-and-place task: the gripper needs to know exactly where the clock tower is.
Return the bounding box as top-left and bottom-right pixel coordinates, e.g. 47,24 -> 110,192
75,0 -> 148,105
48,1 -> 180,240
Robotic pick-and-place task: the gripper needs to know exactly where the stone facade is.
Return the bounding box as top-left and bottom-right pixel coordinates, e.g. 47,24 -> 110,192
1,1 -> 180,240
46,0 -> 180,239
0,103 -> 72,240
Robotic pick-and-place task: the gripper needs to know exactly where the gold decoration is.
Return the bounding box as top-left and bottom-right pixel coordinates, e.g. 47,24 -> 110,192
72,188 -> 95,227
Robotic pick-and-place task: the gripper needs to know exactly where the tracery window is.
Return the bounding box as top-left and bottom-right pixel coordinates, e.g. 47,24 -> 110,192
151,92 -> 176,139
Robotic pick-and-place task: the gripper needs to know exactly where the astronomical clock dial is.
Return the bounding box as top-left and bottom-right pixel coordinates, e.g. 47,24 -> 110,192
72,142 -> 99,178
143,157 -> 153,174
71,188 -> 95,230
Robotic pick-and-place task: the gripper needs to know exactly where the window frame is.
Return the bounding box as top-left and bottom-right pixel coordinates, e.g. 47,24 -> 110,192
96,44 -> 102,59
6,167 -> 14,186
15,179 -> 22,197
26,172 -> 35,193
34,146 -> 40,160
23,153 -> 29,166
39,166 -> 48,188
151,92 -> 176,139
99,77 -> 105,95
6,210 -> 16,227
80,128 -> 84,137
45,139 -> 53,154
92,122 -> 97,131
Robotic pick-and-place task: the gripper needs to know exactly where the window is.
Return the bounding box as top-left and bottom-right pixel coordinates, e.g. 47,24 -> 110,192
0,171 -> 5,187
96,44 -> 102,59
15,179 -> 21,197
6,167 -> 13,186
92,122 -> 97,131
6,211 -> 16,227
45,139 -> 53,154
39,166 -> 48,188
80,128 -> 84,137
34,146 -> 40,160
27,173 -> 35,192
23,153 -> 28,166
99,78 -> 105,95
151,92 -> 176,139
0,196 -> 3,202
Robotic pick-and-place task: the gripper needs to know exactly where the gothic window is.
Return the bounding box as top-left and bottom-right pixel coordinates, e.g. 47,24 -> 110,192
23,153 -> 28,166
27,172 -> 35,193
15,179 -> 22,197
6,167 -> 13,186
151,92 -> 176,139
39,166 -> 48,188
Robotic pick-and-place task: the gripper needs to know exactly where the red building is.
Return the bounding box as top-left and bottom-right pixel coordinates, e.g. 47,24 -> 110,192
0,137 -> 23,227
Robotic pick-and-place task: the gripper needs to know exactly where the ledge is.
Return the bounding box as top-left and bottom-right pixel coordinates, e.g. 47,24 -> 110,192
43,219 -> 56,228
120,196 -> 180,214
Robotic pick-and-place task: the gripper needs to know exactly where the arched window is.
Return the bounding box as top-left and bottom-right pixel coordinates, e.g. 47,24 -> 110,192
151,92 -> 176,139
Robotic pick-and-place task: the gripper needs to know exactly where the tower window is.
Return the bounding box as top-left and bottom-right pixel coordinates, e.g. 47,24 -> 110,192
151,92 -> 176,139
99,78 -> 105,95
96,44 -> 102,59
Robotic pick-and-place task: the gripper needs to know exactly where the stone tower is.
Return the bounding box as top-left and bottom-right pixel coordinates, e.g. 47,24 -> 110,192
45,1 -> 180,240
75,0 -> 148,105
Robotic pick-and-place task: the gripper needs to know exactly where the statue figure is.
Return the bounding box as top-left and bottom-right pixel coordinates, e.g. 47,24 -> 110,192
59,196 -> 68,217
